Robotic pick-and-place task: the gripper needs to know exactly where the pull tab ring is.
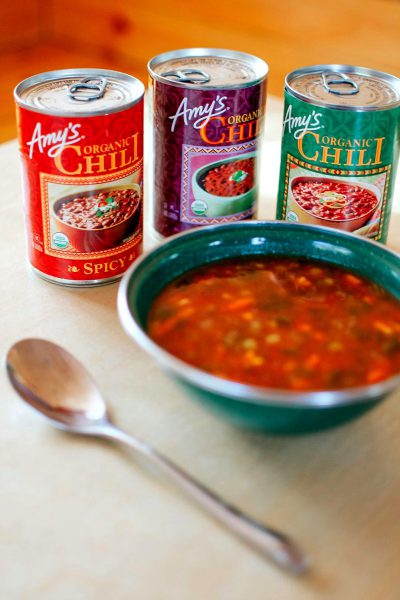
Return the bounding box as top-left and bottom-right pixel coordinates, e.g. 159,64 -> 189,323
68,77 -> 107,102
322,72 -> 359,96
160,69 -> 211,84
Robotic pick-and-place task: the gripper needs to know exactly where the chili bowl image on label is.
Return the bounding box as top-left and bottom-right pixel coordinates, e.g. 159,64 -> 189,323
189,151 -> 257,218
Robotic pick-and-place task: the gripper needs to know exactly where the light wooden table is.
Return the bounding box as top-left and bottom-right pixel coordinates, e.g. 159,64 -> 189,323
1,99 -> 400,600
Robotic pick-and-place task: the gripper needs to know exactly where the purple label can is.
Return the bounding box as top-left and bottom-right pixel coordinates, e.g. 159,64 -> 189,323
148,49 -> 268,237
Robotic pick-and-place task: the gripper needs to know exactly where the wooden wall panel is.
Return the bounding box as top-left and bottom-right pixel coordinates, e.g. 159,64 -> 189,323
0,0 -> 399,142
0,43 -> 133,144
47,0 -> 400,96
0,3 -> 41,52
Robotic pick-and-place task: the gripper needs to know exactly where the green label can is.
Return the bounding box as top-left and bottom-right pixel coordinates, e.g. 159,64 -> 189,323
276,65 -> 400,242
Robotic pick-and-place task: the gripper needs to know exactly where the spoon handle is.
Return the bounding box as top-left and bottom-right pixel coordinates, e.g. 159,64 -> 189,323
102,424 -> 308,574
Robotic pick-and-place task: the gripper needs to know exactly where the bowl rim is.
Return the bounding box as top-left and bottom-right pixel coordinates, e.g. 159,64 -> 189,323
118,220 -> 400,409
52,183 -> 141,232
289,175 -> 381,224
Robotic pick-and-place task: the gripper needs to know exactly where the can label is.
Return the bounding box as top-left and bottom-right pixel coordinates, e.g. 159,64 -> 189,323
276,92 -> 400,242
152,82 -> 266,236
16,102 -> 143,282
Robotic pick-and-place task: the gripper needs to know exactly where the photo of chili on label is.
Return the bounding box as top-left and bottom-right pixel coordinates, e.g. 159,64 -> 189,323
201,157 -> 255,196
56,188 -> 140,230
291,178 -> 379,224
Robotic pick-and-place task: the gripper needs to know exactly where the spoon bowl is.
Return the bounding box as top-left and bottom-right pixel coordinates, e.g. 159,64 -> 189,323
7,339 -> 107,432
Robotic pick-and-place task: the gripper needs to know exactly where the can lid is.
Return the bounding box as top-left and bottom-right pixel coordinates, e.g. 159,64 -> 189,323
286,65 -> 400,110
148,48 -> 268,89
15,69 -> 145,116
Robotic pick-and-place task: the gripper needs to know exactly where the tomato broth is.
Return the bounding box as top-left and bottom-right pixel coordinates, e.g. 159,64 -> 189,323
147,257 -> 400,392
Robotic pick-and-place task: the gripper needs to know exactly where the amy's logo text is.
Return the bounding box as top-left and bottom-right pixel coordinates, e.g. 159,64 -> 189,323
169,96 -> 229,132
283,104 -> 323,139
27,122 -> 83,159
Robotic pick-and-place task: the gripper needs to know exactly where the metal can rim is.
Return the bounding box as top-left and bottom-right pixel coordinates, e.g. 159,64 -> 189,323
14,68 -> 145,117
148,47 -> 268,89
285,64 -> 400,111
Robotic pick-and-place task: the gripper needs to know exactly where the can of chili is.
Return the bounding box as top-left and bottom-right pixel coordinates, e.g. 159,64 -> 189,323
15,69 -> 144,285
148,48 -> 268,237
276,65 -> 400,242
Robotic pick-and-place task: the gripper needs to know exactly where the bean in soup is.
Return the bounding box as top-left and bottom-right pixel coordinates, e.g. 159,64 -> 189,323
147,257 -> 400,391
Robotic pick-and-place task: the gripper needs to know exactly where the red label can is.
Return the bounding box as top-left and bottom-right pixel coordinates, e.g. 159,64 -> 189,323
15,69 -> 144,285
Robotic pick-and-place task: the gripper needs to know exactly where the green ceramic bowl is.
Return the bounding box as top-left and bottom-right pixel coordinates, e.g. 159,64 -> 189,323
118,221 -> 400,434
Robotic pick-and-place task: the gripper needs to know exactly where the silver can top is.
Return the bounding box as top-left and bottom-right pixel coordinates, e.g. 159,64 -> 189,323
15,68 -> 145,116
148,48 -> 268,89
286,65 -> 400,110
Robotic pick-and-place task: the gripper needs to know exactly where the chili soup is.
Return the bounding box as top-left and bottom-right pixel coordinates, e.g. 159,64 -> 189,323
147,257 -> 400,392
